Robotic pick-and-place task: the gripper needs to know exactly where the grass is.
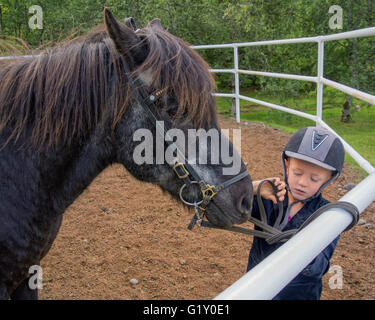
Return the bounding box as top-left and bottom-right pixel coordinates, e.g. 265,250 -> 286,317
216,86 -> 375,180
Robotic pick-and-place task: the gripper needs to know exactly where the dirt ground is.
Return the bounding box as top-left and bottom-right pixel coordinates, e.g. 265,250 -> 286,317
39,115 -> 375,300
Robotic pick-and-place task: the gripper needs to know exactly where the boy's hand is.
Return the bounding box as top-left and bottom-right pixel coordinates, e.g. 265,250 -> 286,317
253,177 -> 286,204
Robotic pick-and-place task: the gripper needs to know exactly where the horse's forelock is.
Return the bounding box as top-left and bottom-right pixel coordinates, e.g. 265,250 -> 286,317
135,26 -> 217,129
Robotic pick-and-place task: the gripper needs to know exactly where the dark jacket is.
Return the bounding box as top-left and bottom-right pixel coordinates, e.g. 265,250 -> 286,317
246,193 -> 339,300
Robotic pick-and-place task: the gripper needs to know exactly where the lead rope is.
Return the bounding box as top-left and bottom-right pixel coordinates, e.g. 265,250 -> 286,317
199,179 -> 360,244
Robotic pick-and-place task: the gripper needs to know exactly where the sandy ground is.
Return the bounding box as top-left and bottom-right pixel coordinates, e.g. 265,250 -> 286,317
38,115 -> 375,300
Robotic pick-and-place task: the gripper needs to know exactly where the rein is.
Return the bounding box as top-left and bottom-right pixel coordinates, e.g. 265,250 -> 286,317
119,57 -> 250,230
200,179 -> 360,244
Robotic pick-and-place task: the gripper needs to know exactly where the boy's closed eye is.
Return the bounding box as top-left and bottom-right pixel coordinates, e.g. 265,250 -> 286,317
292,170 -> 302,176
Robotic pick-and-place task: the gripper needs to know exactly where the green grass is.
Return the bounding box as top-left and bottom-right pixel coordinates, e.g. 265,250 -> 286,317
216,86 -> 375,180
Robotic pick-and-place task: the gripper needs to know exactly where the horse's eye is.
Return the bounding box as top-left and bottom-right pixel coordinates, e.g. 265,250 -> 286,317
166,105 -> 178,117
164,97 -> 178,116
160,95 -> 187,121
167,106 -> 188,121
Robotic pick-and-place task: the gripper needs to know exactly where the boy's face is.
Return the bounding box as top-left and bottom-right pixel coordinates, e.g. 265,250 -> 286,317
285,157 -> 332,201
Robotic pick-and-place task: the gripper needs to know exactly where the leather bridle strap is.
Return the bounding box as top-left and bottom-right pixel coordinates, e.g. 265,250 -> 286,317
119,57 -> 203,181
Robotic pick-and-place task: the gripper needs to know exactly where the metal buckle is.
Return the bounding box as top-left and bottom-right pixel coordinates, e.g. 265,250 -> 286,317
149,88 -> 168,102
199,182 -> 218,201
155,87 -> 168,97
173,162 -> 190,179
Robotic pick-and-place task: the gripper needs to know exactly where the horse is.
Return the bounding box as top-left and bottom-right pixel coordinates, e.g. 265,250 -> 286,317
0,9 -> 253,300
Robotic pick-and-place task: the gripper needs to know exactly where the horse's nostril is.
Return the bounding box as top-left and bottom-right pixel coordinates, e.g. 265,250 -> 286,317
237,193 -> 252,215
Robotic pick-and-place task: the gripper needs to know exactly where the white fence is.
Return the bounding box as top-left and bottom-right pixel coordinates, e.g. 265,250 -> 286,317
0,55 -> 36,60
193,27 -> 375,299
192,26 -> 375,175
2,27 -> 375,300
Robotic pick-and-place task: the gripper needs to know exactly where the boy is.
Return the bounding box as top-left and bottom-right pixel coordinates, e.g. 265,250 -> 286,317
247,126 -> 345,300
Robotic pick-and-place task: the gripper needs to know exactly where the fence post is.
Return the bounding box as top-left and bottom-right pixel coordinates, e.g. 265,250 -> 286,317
234,46 -> 240,123
316,39 -> 325,124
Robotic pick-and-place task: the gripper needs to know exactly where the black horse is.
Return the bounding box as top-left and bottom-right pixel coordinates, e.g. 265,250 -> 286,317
0,9 -> 252,299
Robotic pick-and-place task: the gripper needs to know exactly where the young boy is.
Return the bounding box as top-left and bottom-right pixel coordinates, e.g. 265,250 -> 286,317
247,126 -> 345,300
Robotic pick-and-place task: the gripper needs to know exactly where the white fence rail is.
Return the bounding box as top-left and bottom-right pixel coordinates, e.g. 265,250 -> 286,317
193,27 -> 375,300
0,55 -> 36,60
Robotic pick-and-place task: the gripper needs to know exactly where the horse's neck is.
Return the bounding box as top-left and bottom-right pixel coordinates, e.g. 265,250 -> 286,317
46,132 -> 115,214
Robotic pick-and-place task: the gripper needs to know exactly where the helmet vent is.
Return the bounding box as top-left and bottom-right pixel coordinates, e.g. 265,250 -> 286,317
312,131 -> 329,151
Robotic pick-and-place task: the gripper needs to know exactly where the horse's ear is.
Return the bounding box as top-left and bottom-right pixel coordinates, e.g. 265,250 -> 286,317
104,8 -> 145,66
124,17 -> 137,31
149,18 -> 163,30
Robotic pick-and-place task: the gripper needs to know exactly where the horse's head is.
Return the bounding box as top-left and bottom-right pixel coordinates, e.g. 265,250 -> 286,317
104,9 -> 253,227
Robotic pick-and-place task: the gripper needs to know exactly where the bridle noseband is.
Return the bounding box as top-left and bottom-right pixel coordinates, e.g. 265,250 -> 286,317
120,57 -> 250,230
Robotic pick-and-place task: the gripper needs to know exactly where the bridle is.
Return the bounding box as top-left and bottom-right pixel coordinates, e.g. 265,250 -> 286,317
120,57 -> 250,230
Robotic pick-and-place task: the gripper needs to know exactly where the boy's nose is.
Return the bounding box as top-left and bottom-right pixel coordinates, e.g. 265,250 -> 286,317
298,175 -> 308,187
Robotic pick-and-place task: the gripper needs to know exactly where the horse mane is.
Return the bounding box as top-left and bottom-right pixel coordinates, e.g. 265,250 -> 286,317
0,21 -> 217,150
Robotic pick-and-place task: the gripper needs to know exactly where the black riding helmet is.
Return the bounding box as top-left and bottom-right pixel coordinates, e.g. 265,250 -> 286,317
282,126 -> 345,201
